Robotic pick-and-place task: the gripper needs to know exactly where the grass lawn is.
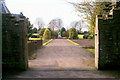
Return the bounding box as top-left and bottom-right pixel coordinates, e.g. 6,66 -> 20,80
78,34 -> 84,39
86,49 -> 95,53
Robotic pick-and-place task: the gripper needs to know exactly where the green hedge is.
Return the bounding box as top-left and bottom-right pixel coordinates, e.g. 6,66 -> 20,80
69,27 -> 78,39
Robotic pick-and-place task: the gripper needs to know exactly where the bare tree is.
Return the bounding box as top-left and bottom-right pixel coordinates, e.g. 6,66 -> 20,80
35,18 -> 45,29
70,21 -> 82,30
48,19 -> 56,31
70,21 -> 78,29
55,18 -> 63,30
48,18 -> 63,31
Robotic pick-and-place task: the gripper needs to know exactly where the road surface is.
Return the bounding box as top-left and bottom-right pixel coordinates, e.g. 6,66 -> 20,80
9,39 -> 119,78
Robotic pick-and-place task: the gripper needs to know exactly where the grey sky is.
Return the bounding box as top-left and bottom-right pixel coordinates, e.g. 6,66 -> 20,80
6,0 -> 88,31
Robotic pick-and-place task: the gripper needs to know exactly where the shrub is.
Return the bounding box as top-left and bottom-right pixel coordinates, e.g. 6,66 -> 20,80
83,34 -> 94,39
61,31 -> 69,37
39,28 -> 45,36
61,27 -> 68,37
69,27 -> 78,39
43,28 -> 51,40
51,31 -> 58,38
66,30 -> 69,37
83,34 -> 89,39
61,31 -> 66,37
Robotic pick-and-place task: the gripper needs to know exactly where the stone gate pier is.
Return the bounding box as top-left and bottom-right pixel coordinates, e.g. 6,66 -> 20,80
95,2 -> 120,69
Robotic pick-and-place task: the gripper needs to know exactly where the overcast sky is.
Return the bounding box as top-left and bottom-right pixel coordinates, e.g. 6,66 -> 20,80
6,0 -> 88,31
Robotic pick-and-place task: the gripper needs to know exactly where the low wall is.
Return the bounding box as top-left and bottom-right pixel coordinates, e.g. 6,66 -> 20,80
28,40 -> 42,59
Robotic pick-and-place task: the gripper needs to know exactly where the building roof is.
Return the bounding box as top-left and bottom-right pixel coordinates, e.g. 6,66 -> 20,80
0,1 -> 10,13
12,13 -> 23,20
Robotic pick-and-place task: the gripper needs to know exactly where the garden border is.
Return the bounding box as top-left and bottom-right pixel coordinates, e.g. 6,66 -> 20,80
42,39 -> 53,46
67,39 -> 95,54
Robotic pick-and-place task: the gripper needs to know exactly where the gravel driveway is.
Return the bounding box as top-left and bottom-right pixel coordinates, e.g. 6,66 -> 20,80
29,39 -> 95,70
10,39 -> 119,78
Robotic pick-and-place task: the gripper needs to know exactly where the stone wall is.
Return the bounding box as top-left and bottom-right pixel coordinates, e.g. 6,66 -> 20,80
2,13 -> 29,70
95,10 -> 120,69
28,40 -> 42,59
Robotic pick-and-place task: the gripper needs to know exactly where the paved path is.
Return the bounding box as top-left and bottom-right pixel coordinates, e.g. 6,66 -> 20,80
11,39 -> 119,78
29,39 -> 95,70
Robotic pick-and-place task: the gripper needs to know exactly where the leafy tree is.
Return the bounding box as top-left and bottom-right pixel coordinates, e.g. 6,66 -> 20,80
43,28 -> 51,40
69,27 -> 78,39
61,27 -> 66,37
47,28 -> 52,31
32,28 -> 38,33
27,23 -> 33,37
61,27 -> 66,32
60,27 -> 68,37
69,1 -> 109,35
